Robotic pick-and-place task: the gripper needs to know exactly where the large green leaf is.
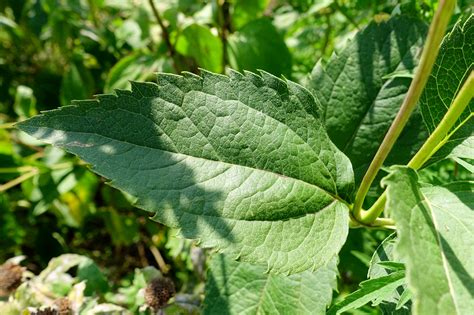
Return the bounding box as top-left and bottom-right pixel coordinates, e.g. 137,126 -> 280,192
204,254 -> 337,315
307,15 -> 428,183
232,0 -> 270,30
419,15 -> 473,166
228,18 -> 292,77
383,166 -> 474,314
18,70 -> 353,274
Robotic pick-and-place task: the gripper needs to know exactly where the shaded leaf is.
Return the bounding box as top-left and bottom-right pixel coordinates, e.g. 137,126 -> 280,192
228,18 -> 292,77
420,15 -> 474,166
307,15 -> 428,183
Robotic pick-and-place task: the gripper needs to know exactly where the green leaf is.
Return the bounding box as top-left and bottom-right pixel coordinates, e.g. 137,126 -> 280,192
232,0 -> 270,30
175,23 -> 223,73
419,15 -> 473,166
307,15 -> 428,183
204,254 -> 337,315
228,18 -> 292,77
328,271 -> 406,315
104,53 -> 170,92
14,85 -> 37,119
18,70 -> 354,274
60,61 -> 94,106
368,233 -> 411,314
383,166 -> 474,314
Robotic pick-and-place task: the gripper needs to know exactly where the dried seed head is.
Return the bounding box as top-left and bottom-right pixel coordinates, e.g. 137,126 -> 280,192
144,277 -> 176,310
0,262 -> 25,296
31,307 -> 58,315
54,297 -> 72,315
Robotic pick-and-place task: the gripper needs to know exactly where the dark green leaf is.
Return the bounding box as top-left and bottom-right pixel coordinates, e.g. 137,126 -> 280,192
307,15 -> 428,183
228,18 -> 292,77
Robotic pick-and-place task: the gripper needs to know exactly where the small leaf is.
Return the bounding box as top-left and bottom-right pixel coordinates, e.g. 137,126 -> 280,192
383,166 -> 474,314
60,61 -> 94,106
104,53 -> 169,92
328,271 -> 406,315
13,85 -> 37,119
307,15 -> 428,183
420,15 -> 474,166
18,70 -> 354,274
228,18 -> 292,77
204,254 -> 337,315
175,23 -> 223,73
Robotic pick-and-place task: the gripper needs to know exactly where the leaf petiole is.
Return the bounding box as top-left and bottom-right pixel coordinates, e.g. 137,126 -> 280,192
352,0 -> 456,223
361,71 -> 473,224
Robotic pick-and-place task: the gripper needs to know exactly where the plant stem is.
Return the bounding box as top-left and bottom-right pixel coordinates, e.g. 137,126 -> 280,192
352,0 -> 456,223
408,71 -> 474,169
148,0 -> 178,71
0,170 -> 38,192
219,0 -> 231,72
361,70 -> 473,223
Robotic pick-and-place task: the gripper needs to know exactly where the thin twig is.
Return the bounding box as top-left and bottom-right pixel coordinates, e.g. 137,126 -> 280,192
219,0 -> 231,72
149,245 -> 170,274
0,169 -> 38,192
148,0 -> 179,72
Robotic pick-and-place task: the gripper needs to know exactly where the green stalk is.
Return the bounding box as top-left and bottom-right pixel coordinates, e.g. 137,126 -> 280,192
352,0 -> 456,222
408,71 -> 474,169
361,70 -> 473,224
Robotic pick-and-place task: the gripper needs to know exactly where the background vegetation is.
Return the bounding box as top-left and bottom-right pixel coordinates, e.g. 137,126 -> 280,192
0,0 -> 471,313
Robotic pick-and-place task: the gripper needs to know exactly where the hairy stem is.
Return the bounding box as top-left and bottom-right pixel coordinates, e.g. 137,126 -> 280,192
352,0 -> 456,223
362,70 -> 473,223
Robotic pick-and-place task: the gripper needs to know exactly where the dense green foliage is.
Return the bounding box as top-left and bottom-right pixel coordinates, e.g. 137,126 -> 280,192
1,0 -> 473,314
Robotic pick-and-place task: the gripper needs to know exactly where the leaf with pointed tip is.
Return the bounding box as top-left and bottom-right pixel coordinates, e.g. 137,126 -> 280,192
307,15 -> 428,183
204,254 -> 337,315
17,70 -> 354,274
383,166 -> 474,314
328,271 -> 406,315
419,15 -> 473,166
368,233 -> 411,314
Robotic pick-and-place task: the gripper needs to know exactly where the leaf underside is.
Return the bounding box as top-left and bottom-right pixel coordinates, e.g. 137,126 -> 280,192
419,14 -> 474,167
204,254 -> 337,315
384,167 -> 474,315
307,15 -> 428,183
18,70 -> 354,274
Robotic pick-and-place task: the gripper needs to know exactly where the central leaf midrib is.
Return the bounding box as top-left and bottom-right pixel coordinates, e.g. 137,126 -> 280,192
33,125 -> 347,206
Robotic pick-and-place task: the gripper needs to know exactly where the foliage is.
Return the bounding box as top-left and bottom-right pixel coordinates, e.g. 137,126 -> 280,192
1,0 -> 473,314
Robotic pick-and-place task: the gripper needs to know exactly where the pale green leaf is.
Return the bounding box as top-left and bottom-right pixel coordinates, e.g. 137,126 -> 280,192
368,233 -> 411,314
14,85 -> 37,119
60,61 -> 94,106
232,0 -> 270,29
383,166 -> 474,315
104,53 -> 170,92
228,18 -> 292,77
328,271 -> 406,315
420,15 -> 473,165
175,23 -> 223,73
307,15 -> 428,183
18,70 -> 354,274
204,254 -> 337,315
